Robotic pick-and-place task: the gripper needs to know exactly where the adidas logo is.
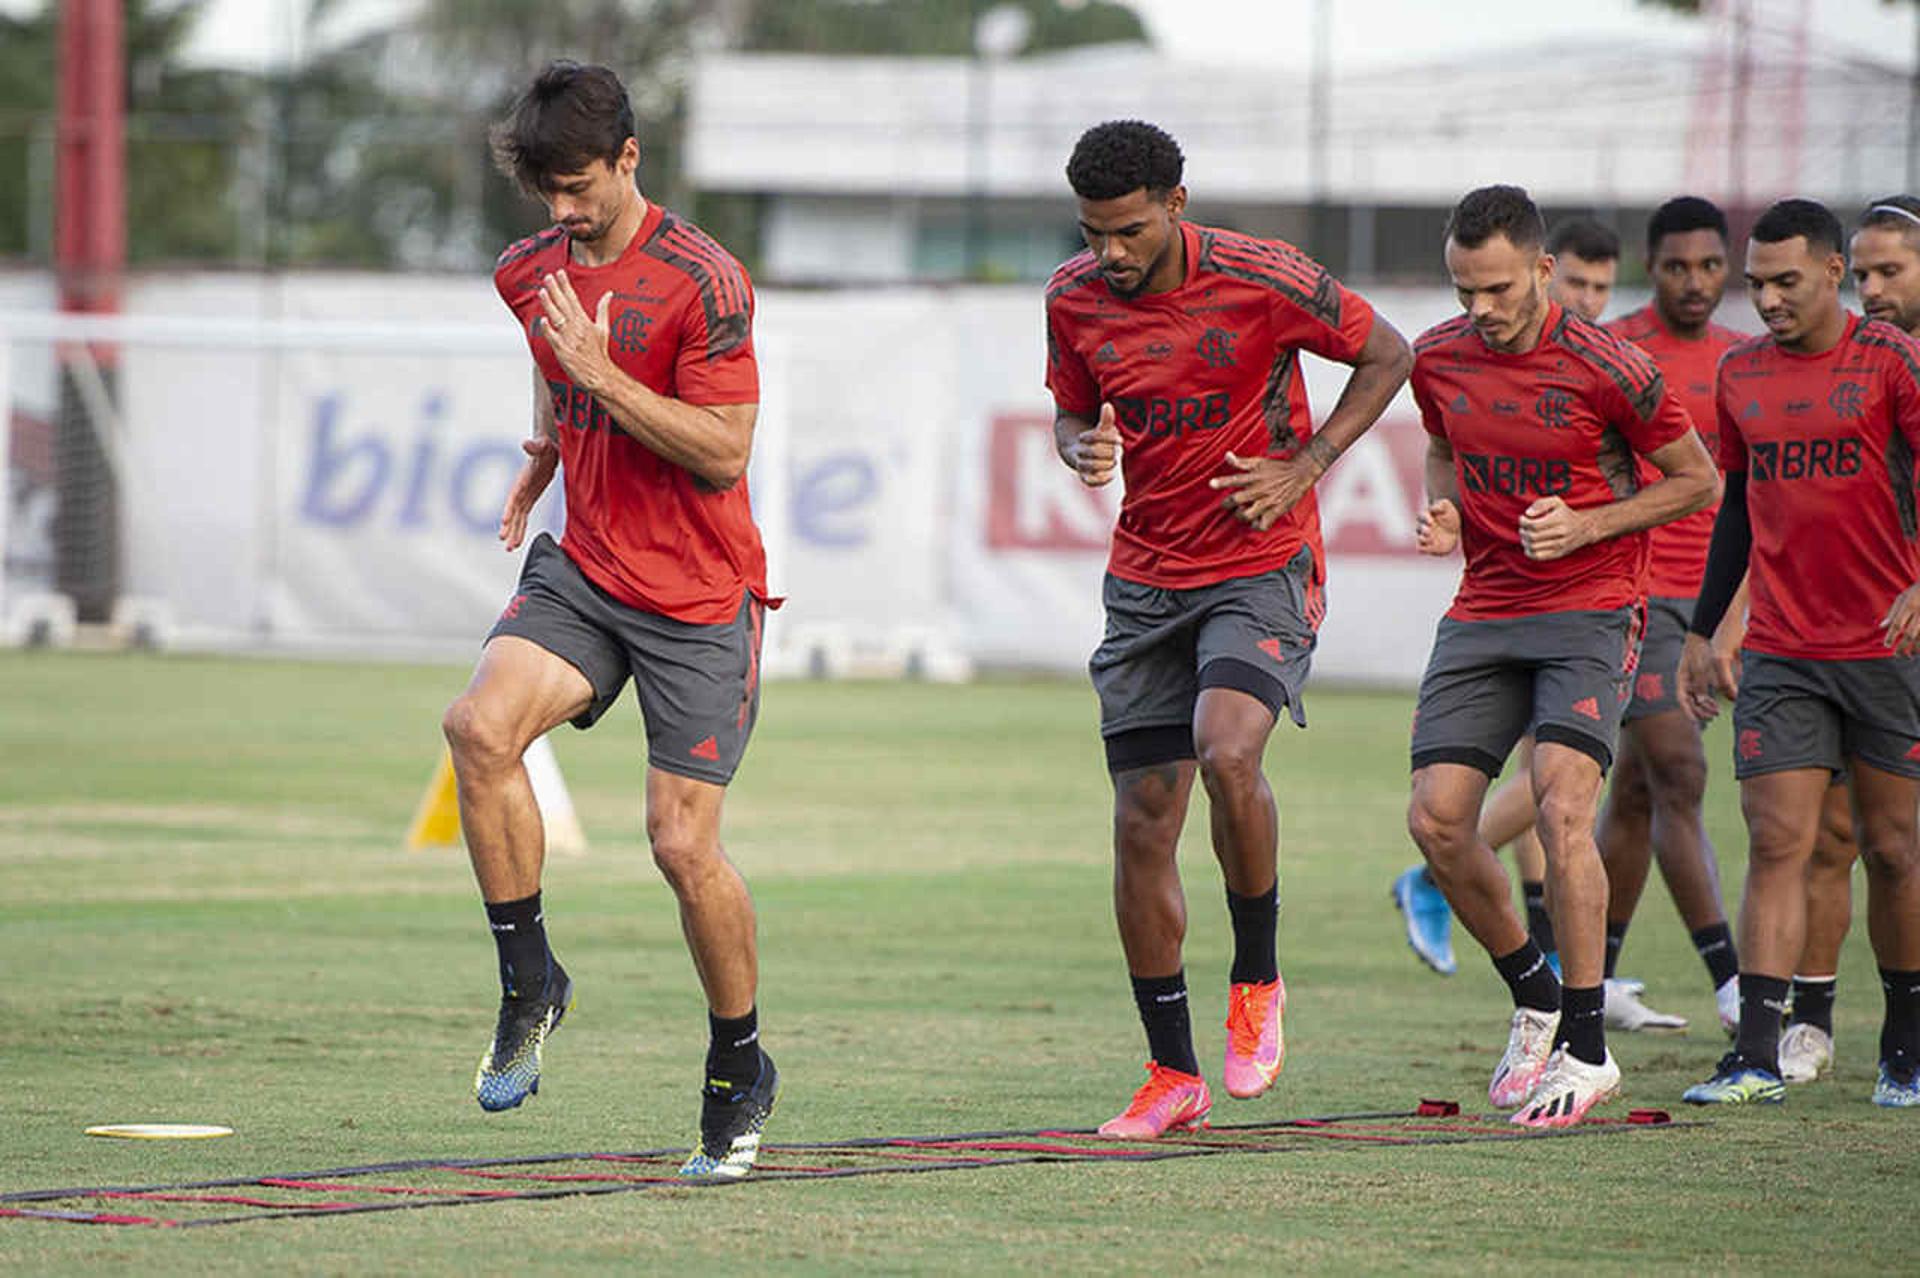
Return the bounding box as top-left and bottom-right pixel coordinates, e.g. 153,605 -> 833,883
1257,638 -> 1283,661
1451,392 -> 1469,413
1094,341 -> 1121,364
690,736 -> 721,761
1572,697 -> 1602,721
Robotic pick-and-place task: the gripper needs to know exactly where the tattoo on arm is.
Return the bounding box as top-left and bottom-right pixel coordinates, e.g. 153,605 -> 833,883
1304,433 -> 1342,473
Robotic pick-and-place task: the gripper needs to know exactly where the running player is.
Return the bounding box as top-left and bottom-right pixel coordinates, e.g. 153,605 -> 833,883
1407,185 -> 1718,1128
1680,198 -> 1920,1109
443,62 -> 779,1177
1047,120 -> 1411,1137
1392,217 -> 1622,977
1765,195 -> 1920,1085
1595,197 -> 1744,1036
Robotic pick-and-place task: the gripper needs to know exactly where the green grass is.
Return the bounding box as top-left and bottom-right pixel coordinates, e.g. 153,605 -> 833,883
0,650 -> 1913,1273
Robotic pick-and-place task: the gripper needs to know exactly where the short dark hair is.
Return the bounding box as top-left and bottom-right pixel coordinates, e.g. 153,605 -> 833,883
1750,198 -> 1845,258
1066,120 -> 1184,201
490,61 -> 636,195
1858,194 -> 1920,243
1645,196 -> 1728,255
1546,217 -> 1620,263
1445,185 -> 1545,252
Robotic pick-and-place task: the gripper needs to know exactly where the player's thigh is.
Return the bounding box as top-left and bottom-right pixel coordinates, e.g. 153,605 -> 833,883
626,593 -> 767,788
465,534 -> 629,741
1833,654 -> 1920,780
1411,616 -> 1534,779
1091,573 -> 1201,764
1527,604 -> 1638,774
455,636 -> 599,749
1731,653 -> 1843,782
1628,707 -> 1709,806
1191,546 -> 1317,732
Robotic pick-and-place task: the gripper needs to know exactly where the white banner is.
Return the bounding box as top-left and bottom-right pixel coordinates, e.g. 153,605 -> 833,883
6,274 -> 1498,682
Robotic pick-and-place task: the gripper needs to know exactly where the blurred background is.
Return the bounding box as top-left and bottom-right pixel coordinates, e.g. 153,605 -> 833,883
2,0 -> 1913,684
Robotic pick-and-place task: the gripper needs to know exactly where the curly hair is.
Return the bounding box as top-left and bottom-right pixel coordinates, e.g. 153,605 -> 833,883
1066,120 -> 1185,201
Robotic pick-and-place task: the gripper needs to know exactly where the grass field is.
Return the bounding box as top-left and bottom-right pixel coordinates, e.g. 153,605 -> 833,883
1,649 -> 1913,1273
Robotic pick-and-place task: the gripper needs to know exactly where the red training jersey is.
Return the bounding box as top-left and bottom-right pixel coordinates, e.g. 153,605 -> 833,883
494,201 -> 765,624
1716,313 -> 1920,660
1607,304 -> 1741,597
1044,220 -> 1377,589
1412,302 -> 1696,621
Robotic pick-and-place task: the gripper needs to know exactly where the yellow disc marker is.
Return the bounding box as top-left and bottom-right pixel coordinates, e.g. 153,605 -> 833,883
84,1124 -> 234,1140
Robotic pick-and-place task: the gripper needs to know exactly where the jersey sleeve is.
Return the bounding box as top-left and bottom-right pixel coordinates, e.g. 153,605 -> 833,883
1882,328 -> 1920,457
1588,338 -> 1691,457
1267,266 -> 1376,366
673,277 -> 758,406
1045,298 -> 1100,419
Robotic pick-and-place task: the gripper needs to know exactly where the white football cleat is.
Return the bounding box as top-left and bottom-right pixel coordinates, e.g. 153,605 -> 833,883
1778,1022 -> 1834,1084
1604,977 -> 1688,1032
1512,1048 -> 1622,1128
1489,1007 -> 1560,1108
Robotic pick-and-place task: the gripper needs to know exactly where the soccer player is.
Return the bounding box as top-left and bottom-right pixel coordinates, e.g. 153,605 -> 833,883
1390,217 -> 1623,978
1594,197 -> 1744,1035
1750,195 -> 1920,1086
1047,120 -> 1411,1137
441,62 -> 779,1177
1679,198 -> 1920,1109
1407,185 -> 1718,1127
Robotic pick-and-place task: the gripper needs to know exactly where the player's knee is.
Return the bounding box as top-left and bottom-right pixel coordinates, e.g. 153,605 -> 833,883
1195,735 -> 1263,795
1814,800 -> 1858,861
1407,795 -> 1469,862
1742,802 -> 1814,869
442,695 -> 517,772
1854,814 -> 1920,880
646,822 -> 716,891
1533,786 -> 1596,854
1645,746 -> 1708,811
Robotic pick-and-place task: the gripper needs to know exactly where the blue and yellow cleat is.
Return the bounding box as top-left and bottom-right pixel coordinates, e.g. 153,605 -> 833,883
475,964 -> 573,1113
1872,1058 -> 1920,1109
1391,865 -> 1457,975
679,1051 -> 779,1181
1682,1053 -> 1785,1106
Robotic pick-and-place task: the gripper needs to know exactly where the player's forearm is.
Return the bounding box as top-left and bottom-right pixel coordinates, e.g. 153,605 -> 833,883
1304,319 -> 1413,475
1424,446 -> 1460,507
585,366 -> 754,487
1584,471 -> 1716,543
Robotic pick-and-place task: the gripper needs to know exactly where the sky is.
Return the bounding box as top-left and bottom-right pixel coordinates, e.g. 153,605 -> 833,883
6,0 -> 1914,73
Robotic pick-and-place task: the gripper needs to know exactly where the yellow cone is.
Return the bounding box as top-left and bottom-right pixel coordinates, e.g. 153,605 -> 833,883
406,748 -> 462,850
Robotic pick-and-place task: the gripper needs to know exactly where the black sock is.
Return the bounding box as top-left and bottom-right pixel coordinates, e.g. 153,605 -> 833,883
1603,921 -> 1628,980
485,892 -> 550,999
1692,923 -> 1740,990
706,1008 -> 762,1094
1788,975 -> 1836,1035
1226,885 -> 1279,985
1557,983 -> 1607,1066
1879,968 -> 1920,1069
1131,971 -> 1199,1076
1492,940 -> 1562,1014
1735,972 -> 1790,1075
1522,880 -> 1556,954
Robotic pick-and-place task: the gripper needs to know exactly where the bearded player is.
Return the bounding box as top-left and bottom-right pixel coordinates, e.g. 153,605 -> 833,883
1047,120 -> 1410,1137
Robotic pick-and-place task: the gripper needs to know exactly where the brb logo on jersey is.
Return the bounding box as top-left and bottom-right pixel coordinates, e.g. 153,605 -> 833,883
1459,452 -> 1573,497
1112,392 -> 1231,439
1748,436 -> 1863,481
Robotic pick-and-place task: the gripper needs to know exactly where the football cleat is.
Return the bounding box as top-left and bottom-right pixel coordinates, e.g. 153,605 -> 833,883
1223,977 -> 1286,1099
678,1051 -> 780,1181
1777,1022 -> 1834,1084
1872,1057 -> 1920,1109
1391,866 -> 1457,975
1489,1007 -> 1560,1108
475,963 -> 574,1112
1715,976 -> 1740,1038
1604,977 -> 1688,1032
1097,1062 -> 1212,1138
1683,1053 -> 1786,1105
1511,1048 -> 1621,1128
